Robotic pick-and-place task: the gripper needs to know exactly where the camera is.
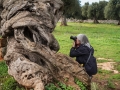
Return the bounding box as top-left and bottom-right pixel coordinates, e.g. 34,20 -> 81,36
70,36 -> 77,41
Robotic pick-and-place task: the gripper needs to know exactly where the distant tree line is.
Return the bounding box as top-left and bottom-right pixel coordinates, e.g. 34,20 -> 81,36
61,0 -> 120,25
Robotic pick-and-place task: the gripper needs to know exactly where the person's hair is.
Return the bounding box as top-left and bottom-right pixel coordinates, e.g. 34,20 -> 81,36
77,34 -> 91,48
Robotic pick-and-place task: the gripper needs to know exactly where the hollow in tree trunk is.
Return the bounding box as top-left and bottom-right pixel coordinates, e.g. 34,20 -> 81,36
0,0 -> 90,90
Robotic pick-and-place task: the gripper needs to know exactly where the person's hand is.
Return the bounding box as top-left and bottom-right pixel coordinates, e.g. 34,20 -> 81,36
76,39 -> 81,47
72,41 -> 75,47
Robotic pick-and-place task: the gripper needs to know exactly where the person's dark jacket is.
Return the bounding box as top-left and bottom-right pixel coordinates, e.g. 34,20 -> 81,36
70,44 -> 97,76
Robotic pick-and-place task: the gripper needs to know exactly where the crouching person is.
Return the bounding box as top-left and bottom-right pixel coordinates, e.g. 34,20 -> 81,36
69,34 -> 97,78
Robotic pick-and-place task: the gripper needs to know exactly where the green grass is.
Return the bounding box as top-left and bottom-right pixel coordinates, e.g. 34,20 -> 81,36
0,61 -> 8,77
114,62 -> 120,71
45,79 -> 87,90
97,60 -> 109,63
54,22 -> 120,62
98,69 -> 113,74
110,74 -> 120,80
107,79 -> 115,89
0,61 -> 25,90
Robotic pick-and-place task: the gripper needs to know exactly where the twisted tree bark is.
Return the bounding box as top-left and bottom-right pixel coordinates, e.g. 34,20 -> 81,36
0,0 -> 90,89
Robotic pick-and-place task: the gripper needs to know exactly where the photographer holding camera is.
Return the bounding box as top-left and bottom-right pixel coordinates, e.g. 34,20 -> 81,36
70,34 -> 97,78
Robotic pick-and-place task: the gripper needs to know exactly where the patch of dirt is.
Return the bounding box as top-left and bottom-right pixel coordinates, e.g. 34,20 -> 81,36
91,58 -> 120,90
97,57 -> 119,74
97,58 -> 113,61
97,62 -> 119,74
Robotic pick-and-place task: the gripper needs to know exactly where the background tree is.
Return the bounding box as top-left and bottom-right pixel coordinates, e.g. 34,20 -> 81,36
81,2 -> 89,20
61,0 -> 81,26
98,1 -> 108,20
87,2 -> 100,23
67,5 -> 81,20
104,0 -> 120,25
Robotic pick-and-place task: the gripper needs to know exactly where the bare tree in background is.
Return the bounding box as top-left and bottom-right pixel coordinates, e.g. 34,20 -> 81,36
0,0 -> 90,90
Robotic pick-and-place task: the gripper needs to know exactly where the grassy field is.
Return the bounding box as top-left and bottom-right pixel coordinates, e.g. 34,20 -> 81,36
0,22 -> 120,90
54,22 -> 120,62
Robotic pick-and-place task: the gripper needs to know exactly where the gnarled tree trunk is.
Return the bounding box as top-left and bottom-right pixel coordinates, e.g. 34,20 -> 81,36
0,0 -> 90,90
118,19 -> 120,25
60,15 -> 67,26
93,17 -> 99,24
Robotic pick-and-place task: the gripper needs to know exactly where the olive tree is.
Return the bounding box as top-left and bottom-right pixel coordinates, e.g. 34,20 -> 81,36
104,0 -> 120,25
98,1 -> 108,20
61,0 -> 81,26
0,0 -> 90,90
87,2 -> 100,23
81,2 -> 89,20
